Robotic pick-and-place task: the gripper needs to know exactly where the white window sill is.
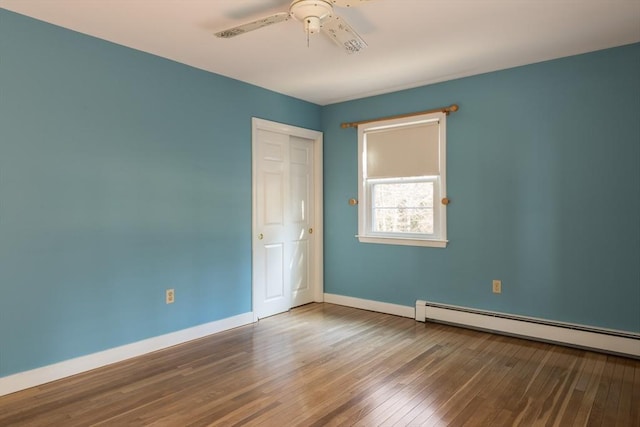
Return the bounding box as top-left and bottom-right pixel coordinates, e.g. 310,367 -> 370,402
356,235 -> 448,248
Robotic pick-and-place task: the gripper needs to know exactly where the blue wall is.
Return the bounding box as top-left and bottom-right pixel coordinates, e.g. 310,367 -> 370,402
1,8 -> 638,380
0,10 -> 320,377
322,43 -> 640,333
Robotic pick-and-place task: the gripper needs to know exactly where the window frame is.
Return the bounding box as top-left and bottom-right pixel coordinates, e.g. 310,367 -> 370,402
357,112 -> 448,248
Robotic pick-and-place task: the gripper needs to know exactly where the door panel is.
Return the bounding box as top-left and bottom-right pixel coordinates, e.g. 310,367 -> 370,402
253,126 -> 317,319
291,240 -> 309,294
264,172 -> 284,225
289,136 -> 314,307
264,244 -> 285,300
255,130 -> 290,317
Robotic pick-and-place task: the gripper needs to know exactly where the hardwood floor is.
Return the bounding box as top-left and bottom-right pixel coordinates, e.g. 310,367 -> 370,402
1,303 -> 638,426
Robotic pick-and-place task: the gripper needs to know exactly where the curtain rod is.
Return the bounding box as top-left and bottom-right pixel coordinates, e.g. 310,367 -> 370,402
340,104 -> 459,129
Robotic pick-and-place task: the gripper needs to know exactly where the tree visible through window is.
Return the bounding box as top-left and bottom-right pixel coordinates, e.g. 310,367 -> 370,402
372,180 -> 434,234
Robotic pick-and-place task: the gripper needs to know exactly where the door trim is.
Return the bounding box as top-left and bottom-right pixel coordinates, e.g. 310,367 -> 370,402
252,118 -> 324,321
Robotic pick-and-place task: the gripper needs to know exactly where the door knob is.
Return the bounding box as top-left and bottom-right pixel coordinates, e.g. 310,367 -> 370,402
308,228 -> 313,234
258,233 -> 264,240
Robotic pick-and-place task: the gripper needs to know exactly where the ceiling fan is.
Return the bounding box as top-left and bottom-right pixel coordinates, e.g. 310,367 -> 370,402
215,0 -> 372,54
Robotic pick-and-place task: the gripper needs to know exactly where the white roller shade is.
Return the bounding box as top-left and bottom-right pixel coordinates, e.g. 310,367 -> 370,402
365,121 -> 440,179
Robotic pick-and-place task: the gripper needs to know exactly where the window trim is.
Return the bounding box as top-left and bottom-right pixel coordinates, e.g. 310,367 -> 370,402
357,112 -> 448,248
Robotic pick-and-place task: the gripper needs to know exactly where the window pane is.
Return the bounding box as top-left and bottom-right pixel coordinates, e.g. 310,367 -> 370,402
372,182 -> 434,234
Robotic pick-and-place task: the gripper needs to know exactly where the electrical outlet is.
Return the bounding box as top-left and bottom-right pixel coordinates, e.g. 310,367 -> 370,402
166,289 -> 175,304
492,280 -> 502,294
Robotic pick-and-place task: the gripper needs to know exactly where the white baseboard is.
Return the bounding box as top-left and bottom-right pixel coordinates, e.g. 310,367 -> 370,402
324,293 -> 415,318
416,301 -> 640,358
0,312 -> 254,397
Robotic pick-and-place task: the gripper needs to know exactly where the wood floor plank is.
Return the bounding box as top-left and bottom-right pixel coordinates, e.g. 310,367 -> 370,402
555,353 -> 596,426
390,337 -> 517,426
0,303 -> 637,427
632,363 -> 640,426
615,360 -> 636,427
586,355 -> 616,426
572,354 -> 607,426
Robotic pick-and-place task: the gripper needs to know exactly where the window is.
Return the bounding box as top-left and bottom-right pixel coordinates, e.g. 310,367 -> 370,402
357,112 -> 447,247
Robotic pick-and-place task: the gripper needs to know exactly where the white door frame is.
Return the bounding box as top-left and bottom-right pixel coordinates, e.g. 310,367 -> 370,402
252,117 -> 324,321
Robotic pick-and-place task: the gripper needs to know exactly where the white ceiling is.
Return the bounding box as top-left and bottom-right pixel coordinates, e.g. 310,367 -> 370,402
2,0 -> 639,105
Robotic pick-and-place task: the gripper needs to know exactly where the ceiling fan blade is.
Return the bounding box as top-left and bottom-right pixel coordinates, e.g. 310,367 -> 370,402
215,13 -> 290,38
321,14 -> 368,54
225,0 -> 290,20
330,0 -> 373,7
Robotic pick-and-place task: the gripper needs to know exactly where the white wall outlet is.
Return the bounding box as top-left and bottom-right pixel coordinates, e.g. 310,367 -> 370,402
166,289 -> 175,304
492,280 -> 502,294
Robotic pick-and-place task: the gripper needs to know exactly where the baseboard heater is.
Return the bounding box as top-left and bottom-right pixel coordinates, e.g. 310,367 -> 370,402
415,300 -> 640,359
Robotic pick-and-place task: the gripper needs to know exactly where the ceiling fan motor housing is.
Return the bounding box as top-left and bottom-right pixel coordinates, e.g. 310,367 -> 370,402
290,0 -> 333,34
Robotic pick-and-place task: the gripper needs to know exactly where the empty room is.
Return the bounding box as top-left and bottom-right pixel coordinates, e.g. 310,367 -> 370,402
1,1 -> 639,426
